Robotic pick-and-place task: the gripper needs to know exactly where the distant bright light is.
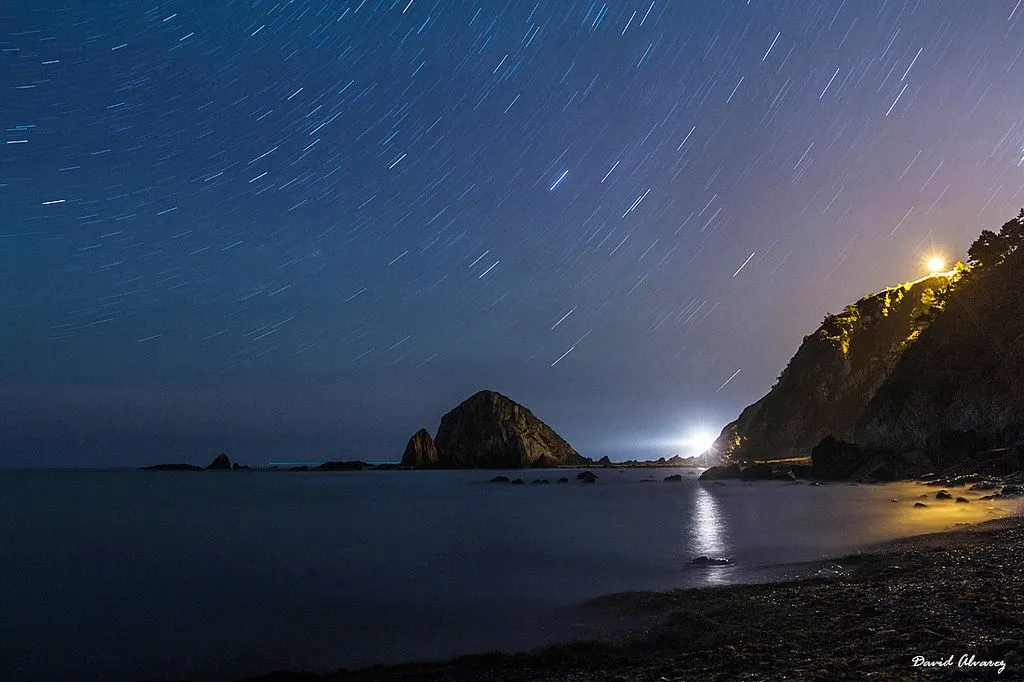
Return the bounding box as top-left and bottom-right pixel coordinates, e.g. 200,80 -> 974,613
681,429 -> 717,455
926,256 -> 945,273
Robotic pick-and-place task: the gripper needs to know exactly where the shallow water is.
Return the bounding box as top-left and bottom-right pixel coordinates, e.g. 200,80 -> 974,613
0,468 -> 1016,681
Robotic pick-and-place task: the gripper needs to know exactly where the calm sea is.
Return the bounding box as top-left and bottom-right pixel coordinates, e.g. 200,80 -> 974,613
0,468 -> 1016,682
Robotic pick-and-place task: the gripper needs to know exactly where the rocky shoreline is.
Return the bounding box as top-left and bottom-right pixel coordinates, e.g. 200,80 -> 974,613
235,516 -> 1024,682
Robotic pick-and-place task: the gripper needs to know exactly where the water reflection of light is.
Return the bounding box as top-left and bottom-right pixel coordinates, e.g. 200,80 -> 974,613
692,486 -> 725,557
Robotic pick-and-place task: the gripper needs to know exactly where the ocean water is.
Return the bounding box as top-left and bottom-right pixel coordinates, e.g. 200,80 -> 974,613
0,468 -> 1017,682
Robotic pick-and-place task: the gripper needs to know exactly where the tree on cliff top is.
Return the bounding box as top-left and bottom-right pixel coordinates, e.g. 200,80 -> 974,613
967,209 -> 1024,269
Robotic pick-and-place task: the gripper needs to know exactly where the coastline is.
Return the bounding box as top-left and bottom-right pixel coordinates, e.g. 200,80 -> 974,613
238,516 -> 1024,681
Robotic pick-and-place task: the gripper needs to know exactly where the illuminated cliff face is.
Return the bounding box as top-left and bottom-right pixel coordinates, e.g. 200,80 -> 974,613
708,274 -> 956,463
853,245 -> 1024,452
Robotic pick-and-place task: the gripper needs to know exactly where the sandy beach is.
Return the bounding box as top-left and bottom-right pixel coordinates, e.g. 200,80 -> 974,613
239,515 -> 1023,681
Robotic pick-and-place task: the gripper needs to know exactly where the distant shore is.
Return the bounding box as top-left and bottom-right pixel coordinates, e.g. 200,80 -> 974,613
239,516 -> 1023,681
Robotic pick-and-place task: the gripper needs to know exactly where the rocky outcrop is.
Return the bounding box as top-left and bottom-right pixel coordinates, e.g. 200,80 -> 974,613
138,463 -> 203,471
314,460 -> 371,471
404,390 -> 587,469
401,428 -> 439,467
851,240 -> 1024,454
709,213 -> 1024,477
206,453 -> 232,470
707,275 -> 954,463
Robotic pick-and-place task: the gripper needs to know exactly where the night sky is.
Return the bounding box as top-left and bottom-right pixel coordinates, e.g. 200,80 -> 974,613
3,1 -> 1024,467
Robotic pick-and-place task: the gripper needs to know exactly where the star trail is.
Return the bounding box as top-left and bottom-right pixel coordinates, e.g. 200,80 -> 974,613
3,1 -> 1024,466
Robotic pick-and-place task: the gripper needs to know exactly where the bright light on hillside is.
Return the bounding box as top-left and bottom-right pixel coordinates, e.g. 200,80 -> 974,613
926,256 -> 945,273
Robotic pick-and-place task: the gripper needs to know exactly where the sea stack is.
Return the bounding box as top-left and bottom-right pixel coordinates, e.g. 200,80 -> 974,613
404,390 -> 587,468
401,428 -> 439,467
206,453 -> 232,470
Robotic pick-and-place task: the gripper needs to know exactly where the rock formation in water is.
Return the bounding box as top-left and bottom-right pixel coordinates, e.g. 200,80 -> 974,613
708,212 -> 1024,477
400,428 -> 439,467
402,390 -> 587,468
206,452 -> 233,470
138,462 -> 203,471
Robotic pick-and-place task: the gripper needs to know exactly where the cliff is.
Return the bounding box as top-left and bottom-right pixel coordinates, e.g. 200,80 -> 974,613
710,211 -> 1024,474
403,390 -> 588,468
710,274 -> 954,462
852,234 -> 1024,453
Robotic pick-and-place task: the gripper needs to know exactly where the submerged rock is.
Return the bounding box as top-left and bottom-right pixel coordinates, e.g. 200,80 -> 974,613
576,470 -> 598,481
664,474 -> 683,482
914,502 -> 929,508
690,556 -> 731,566
490,475 -> 510,484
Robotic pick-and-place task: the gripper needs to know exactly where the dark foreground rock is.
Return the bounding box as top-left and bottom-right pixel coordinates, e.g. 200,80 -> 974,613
237,517 -> 1024,681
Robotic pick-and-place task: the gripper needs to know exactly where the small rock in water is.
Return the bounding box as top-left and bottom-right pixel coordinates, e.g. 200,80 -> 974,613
510,478 -> 524,485
955,496 -> 970,503
890,498 -> 899,503
690,555 -> 731,566
810,481 -> 823,487
935,490 -> 953,500
664,474 -> 683,483
556,477 -> 569,483
914,502 -> 928,508
490,475 -> 510,484
576,470 -> 598,481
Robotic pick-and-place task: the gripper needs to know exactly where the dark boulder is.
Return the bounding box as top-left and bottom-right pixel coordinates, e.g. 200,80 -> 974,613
914,502 -> 928,508
811,436 -> 866,480
689,556 -> 731,566
739,463 -> 773,480
699,463 -> 742,480
490,475 -> 510,483
510,478 -> 524,485
955,497 -> 970,503
664,474 -> 683,482
556,477 -> 569,483
578,471 -> 598,484
935,490 -> 953,500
